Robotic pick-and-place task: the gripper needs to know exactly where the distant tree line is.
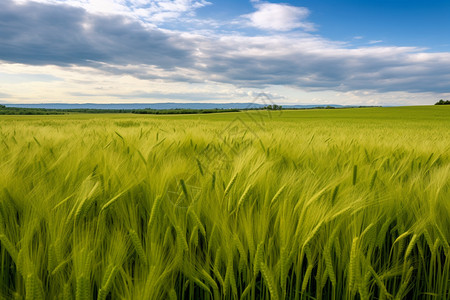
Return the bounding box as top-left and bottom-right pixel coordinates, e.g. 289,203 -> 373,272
312,106 -> 336,109
132,108 -> 240,114
0,105 -> 241,115
435,99 -> 450,105
263,104 -> 282,110
0,106 -> 65,115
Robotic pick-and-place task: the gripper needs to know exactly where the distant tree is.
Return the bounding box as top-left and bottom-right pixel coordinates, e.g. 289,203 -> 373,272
435,99 -> 450,105
0,105 -> 5,109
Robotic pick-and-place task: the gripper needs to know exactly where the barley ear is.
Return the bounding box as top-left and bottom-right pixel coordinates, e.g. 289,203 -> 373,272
129,229 -> 147,265
223,173 -> 238,198
147,195 -> 163,232
260,263 -> 279,300
0,234 -> 18,263
254,241 -> 264,277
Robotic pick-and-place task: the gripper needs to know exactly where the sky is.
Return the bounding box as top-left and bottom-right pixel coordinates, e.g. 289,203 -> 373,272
0,0 -> 449,106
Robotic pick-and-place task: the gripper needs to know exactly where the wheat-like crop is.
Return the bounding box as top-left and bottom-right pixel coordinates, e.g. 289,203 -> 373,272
0,106 -> 448,299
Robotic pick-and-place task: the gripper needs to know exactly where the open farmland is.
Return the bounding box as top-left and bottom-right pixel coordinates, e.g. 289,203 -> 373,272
0,106 -> 449,299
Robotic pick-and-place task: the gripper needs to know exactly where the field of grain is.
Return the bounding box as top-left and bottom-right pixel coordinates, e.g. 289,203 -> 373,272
0,106 -> 449,299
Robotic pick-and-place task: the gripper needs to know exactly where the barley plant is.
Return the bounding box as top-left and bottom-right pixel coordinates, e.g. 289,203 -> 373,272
0,106 -> 449,299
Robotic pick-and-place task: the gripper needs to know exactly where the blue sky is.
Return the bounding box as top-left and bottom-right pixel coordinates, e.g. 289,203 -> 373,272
0,0 -> 449,105
201,0 -> 450,51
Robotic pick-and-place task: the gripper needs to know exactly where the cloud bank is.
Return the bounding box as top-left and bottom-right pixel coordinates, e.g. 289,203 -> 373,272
0,0 -> 193,68
1,0 -> 450,104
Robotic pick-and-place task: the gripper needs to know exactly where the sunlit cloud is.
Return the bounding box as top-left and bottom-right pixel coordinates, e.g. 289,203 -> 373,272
12,0 -> 211,23
242,2 -> 315,31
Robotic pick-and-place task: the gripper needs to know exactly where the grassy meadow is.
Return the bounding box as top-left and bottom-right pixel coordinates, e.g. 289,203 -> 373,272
0,106 -> 449,299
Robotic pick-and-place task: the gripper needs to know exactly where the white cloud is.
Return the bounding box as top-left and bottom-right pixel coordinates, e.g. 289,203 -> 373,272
13,0 -> 211,23
242,2 -> 315,32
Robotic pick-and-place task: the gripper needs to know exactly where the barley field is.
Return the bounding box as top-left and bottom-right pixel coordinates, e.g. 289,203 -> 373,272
0,106 -> 449,299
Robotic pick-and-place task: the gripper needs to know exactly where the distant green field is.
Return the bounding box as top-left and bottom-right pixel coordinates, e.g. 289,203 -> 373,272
0,106 -> 449,299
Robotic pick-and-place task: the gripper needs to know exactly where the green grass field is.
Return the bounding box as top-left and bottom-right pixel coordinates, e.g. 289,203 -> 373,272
0,106 -> 449,299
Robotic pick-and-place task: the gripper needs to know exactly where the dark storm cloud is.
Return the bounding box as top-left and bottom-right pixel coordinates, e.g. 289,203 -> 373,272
0,0 -> 191,68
